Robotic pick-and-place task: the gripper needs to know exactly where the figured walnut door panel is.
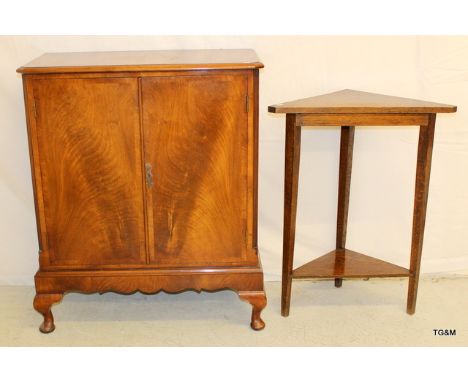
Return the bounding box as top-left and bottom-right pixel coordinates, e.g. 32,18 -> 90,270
142,74 -> 253,267
32,78 -> 146,267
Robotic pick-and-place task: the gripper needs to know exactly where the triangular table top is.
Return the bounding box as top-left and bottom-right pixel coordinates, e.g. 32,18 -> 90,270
268,89 -> 457,114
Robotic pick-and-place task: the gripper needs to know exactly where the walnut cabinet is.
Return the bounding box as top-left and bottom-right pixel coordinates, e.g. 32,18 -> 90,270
18,49 -> 266,333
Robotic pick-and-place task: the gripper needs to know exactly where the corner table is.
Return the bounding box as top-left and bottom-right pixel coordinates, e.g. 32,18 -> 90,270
268,89 -> 456,316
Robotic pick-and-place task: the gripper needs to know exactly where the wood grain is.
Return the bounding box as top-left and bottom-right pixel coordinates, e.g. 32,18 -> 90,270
34,265 -> 265,331
238,291 -> 267,330
407,114 -> 436,314
335,125 -> 355,288
17,49 -> 264,74
292,249 -> 410,278
252,69 -> 260,248
274,91 -> 455,316
35,266 -> 265,294
32,77 -> 146,267
22,78 -> 49,267
269,89 -> 457,114
297,113 -> 429,126
142,73 -> 253,267
20,52 -> 266,332
281,114 -> 301,317
33,293 -> 63,333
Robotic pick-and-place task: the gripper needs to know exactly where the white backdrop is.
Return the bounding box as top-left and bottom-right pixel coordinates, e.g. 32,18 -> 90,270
0,35 -> 467,284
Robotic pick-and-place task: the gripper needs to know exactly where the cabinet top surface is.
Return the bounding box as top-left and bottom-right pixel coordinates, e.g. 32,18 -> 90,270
17,49 -> 263,74
268,89 -> 457,114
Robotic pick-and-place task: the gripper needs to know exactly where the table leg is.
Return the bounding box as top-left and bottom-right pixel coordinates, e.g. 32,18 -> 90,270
407,114 -> 436,314
282,114 -> 301,317
335,125 -> 355,288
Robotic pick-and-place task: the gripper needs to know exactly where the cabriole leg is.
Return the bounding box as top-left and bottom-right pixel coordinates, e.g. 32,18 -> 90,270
238,291 -> 267,330
33,293 -> 63,333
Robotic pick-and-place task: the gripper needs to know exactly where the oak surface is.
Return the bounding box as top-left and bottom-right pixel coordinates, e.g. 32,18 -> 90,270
281,114 -> 301,317
292,249 -> 410,278
269,89 -> 457,114
271,91 -> 457,317
407,114 -> 436,314
17,49 -> 263,74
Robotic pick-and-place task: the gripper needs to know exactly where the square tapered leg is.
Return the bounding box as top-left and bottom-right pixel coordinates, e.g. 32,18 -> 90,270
281,114 -> 301,316
407,114 -> 436,314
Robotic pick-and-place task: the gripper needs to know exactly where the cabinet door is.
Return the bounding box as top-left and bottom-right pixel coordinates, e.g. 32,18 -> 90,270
142,74 -> 253,267
32,78 -> 146,267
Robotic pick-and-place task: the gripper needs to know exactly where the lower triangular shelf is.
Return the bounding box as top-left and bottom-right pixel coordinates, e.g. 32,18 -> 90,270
292,248 -> 410,279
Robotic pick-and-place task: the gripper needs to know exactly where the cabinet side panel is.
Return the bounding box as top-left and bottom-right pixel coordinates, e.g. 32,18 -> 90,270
250,69 -> 259,249
32,77 -> 146,267
142,73 -> 253,267
22,76 -> 51,267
